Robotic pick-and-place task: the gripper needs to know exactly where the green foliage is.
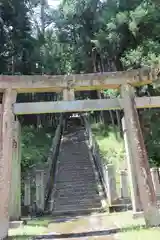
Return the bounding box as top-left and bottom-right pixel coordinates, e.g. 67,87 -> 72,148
92,114 -> 160,169
21,126 -> 54,173
121,40 -> 160,69
1,0 -> 160,74
103,89 -> 120,98
0,0 -> 33,74
141,109 -> 160,167
92,123 -> 125,170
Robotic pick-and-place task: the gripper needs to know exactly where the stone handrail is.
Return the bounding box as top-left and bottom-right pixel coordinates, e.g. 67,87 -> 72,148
44,113 -> 64,210
82,115 -> 108,197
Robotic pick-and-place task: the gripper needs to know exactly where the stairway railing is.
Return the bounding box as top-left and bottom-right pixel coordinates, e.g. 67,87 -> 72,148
44,113 -> 64,211
82,115 -> 108,197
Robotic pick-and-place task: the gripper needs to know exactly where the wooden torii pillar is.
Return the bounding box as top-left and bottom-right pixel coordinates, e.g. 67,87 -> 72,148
9,119 -> 21,221
0,89 -> 18,239
122,117 -> 142,212
121,84 -> 160,226
63,88 -> 75,101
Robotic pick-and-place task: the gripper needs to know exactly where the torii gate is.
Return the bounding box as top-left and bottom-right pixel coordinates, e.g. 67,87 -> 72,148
0,67 -> 160,238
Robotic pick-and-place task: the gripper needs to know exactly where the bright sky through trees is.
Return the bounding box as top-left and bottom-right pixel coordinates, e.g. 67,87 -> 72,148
48,0 -> 60,7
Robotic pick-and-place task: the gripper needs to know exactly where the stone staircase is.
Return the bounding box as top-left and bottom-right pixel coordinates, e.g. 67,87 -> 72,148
51,127 -> 106,214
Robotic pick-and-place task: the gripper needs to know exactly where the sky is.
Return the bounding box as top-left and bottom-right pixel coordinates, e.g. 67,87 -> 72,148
48,0 -> 60,7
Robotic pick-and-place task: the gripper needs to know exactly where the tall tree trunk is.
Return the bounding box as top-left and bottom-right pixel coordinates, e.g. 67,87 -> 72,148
41,0 -> 45,36
109,110 -> 115,128
40,0 -> 45,74
116,110 -> 122,137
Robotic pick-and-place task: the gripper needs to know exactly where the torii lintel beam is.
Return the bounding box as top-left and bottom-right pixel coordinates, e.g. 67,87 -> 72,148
13,97 -> 160,115
0,67 -> 157,93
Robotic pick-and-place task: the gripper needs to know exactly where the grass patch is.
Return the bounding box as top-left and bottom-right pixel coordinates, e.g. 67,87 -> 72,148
91,123 -> 125,170
109,211 -> 160,239
108,211 -> 145,228
26,218 -> 51,227
117,227 -> 160,240
8,218 -> 50,239
9,225 -> 47,238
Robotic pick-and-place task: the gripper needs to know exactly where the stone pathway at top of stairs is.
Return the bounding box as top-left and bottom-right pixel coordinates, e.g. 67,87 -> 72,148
35,213 -> 119,240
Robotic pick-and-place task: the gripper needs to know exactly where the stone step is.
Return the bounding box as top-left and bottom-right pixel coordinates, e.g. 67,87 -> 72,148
56,170 -> 94,174
56,179 -> 96,184
55,190 -> 99,196
58,162 -> 93,166
55,180 -> 96,184
57,167 -> 93,171
55,176 -> 96,182
53,201 -> 102,211
52,208 -> 101,216
55,179 -> 97,184
58,159 -> 90,162
55,197 -> 101,204
54,200 -> 102,208
56,168 -> 94,172
55,183 -> 98,189
56,174 -> 95,178
59,152 -> 90,156
54,197 -> 101,204
54,193 -> 102,208
60,146 -> 89,151
55,188 -> 99,195
54,203 -> 102,211
56,193 -> 100,200
55,187 -> 98,193
51,129 -> 103,215
57,160 -> 92,163
57,170 -> 94,173
59,155 -> 90,159
57,170 -> 94,174
57,167 -> 94,171
55,192 -> 99,198
55,189 -> 100,196
57,159 -> 92,162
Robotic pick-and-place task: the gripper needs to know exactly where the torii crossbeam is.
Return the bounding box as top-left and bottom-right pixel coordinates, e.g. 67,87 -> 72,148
0,67 -> 157,92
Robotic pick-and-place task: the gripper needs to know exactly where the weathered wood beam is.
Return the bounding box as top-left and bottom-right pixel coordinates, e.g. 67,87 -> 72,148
0,90 -> 17,239
122,118 -> 142,212
9,120 -> 21,221
13,96 -> 160,115
121,84 -> 160,226
136,96 -> 160,108
14,99 -> 122,114
0,67 -> 156,93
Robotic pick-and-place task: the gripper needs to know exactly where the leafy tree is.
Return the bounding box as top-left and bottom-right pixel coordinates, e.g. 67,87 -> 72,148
0,0 -> 33,74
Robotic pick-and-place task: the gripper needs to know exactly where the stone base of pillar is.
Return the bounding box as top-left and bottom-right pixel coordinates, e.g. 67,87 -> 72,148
36,170 -> 45,211
105,164 -> 118,205
0,220 -> 9,240
9,221 -> 23,229
133,209 -> 160,222
120,170 -> 130,199
132,211 -> 144,219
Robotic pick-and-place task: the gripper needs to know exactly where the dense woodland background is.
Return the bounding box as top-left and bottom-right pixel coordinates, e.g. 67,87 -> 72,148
0,0 -> 160,173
